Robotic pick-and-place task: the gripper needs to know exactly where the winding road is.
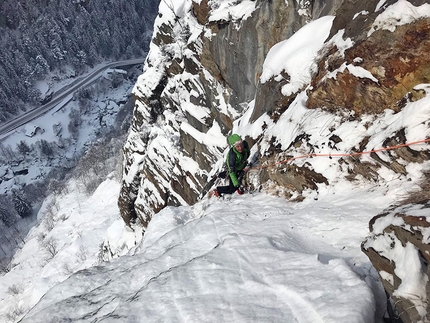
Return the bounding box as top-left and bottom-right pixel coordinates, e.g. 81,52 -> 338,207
0,58 -> 145,137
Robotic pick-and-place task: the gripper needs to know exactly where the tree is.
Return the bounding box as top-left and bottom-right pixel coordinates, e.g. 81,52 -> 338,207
38,139 -> 54,157
22,182 -> 47,205
111,71 -> 124,88
32,54 -> 50,78
0,195 -> 18,227
68,109 -> 82,139
0,143 -> 16,163
17,140 -> 31,156
41,237 -> 59,259
12,189 -> 32,218
0,0 -> 160,122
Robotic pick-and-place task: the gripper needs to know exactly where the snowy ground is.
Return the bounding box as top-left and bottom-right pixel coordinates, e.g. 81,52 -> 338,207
1,165 -> 421,322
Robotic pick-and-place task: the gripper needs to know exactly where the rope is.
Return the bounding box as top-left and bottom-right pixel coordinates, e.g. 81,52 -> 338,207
251,138 -> 430,170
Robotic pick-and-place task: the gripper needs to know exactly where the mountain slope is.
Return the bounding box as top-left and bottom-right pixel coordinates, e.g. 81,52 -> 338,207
118,0 -> 430,231
18,182 -> 402,322
115,0 -> 430,321
2,0 -> 430,322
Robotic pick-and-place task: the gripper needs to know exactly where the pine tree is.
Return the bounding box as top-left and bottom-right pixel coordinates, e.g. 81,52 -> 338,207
0,194 -> 19,226
0,0 -> 160,122
38,139 -> 54,157
12,189 -> 32,218
17,140 -> 31,156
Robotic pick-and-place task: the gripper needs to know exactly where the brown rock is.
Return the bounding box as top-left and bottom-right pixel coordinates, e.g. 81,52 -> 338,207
363,210 -> 430,323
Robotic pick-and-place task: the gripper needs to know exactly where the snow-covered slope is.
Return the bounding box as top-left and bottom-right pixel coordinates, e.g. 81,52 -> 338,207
6,172 -> 419,322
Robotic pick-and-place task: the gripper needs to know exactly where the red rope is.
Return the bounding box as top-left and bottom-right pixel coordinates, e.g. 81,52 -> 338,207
254,138 -> 430,170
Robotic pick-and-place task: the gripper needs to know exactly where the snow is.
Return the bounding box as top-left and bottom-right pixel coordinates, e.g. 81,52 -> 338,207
260,16 -> 335,96
353,10 -> 369,19
4,86 -> 430,321
1,0 -> 430,322
1,175 -> 397,323
375,0 -> 388,12
34,65 -> 76,99
346,64 -> 379,83
364,229 -> 428,317
3,150 -> 428,322
208,0 -> 257,23
180,121 -> 225,147
0,178 -> 122,321
0,64 -> 135,196
369,0 -> 430,35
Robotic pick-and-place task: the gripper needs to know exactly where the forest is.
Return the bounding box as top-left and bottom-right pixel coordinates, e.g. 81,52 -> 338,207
0,0 -> 160,268
0,0 -> 159,122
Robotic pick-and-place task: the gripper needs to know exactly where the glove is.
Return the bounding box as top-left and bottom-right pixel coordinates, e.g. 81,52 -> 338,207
237,187 -> 244,195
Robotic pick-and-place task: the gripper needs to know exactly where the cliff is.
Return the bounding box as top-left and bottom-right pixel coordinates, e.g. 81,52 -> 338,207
118,0 -> 343,227
119,1 -> 430,321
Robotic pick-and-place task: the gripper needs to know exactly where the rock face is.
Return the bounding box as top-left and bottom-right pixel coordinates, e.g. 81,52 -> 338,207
118,0 -> 430,322
119,1 -> 430,318
362,202 -> 430,323
118,0 -> 345,228
119,0 -> 430,222
307,17 -> 430,115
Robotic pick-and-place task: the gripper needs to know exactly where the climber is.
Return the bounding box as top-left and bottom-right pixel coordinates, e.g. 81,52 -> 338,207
209,134 -> 251,198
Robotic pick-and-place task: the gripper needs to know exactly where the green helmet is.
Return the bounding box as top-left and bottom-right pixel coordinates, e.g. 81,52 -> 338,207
228,134 -> 242,146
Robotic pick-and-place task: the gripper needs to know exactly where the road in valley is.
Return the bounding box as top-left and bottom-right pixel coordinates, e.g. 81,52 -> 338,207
0,59 -> 145,137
